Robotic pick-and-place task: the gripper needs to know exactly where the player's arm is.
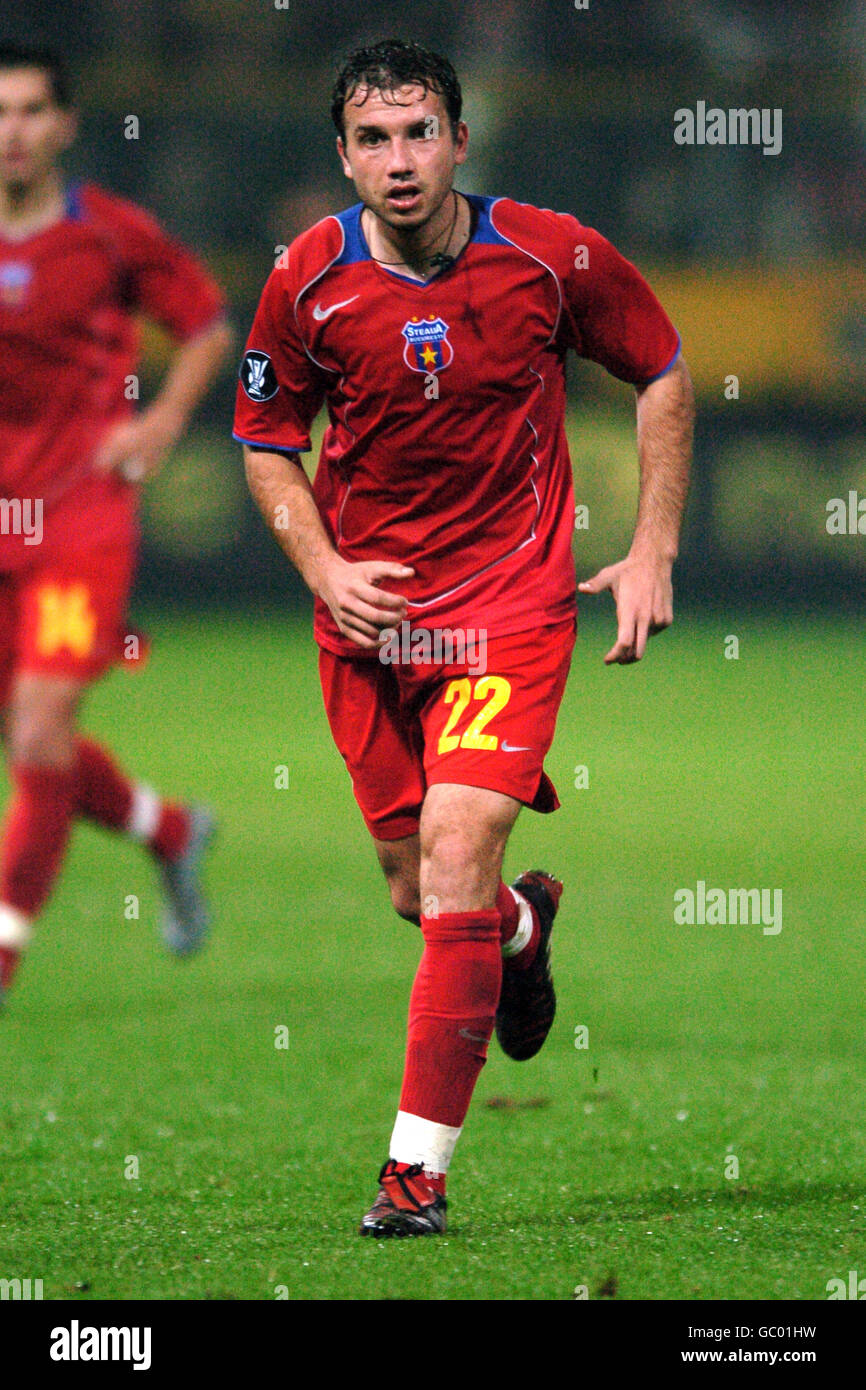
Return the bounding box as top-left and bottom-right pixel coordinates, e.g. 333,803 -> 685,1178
94,317 -> 233,480
579,355 -> 693,663
243,446 -> 414,649
558,220 -> 694,664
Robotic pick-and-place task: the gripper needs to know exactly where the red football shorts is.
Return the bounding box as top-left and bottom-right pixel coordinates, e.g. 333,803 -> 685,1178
319,617 -> 576,841
0,543 -> 136,706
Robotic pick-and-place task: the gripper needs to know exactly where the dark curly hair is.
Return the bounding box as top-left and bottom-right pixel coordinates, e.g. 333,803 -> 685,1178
331,38 -> 462,142
0,42 -> 73,108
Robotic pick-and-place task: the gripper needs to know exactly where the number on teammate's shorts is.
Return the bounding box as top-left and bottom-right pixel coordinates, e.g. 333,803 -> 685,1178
35,583 -> 97,659
437,676 -> 512,754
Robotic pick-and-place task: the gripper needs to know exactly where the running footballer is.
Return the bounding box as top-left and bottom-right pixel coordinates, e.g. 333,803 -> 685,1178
235,39 -> 694,1237
0,45 -> 231,1005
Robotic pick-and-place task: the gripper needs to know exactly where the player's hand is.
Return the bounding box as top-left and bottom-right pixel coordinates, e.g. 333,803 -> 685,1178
317,556 -> 415,650
578,554 -> 674,664
92,405 -> 184,482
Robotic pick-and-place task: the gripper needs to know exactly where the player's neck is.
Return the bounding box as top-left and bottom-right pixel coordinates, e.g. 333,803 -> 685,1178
364,190 -> 470,283
0,168 -> 67,241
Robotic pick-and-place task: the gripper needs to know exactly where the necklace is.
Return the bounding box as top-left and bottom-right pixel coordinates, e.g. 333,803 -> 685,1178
367,192 -> 462,274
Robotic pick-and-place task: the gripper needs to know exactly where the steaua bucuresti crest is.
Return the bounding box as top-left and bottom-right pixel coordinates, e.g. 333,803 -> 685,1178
401,315 -> 454,375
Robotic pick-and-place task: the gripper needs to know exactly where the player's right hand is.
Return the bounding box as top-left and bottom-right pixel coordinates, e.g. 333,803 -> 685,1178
317,556 -> 415,649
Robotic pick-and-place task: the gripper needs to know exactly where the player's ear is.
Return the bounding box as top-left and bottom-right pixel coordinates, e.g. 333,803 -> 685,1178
336,136 -> 353,180
453,121 -> 469,166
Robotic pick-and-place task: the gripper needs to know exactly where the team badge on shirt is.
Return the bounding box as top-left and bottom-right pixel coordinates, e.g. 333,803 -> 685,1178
239,349 -> 279,401
0,261 -> 33,308
401,316 -> 454,375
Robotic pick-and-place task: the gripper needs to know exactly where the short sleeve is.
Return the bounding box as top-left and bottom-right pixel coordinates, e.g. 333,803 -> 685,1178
119,205 -> 225,341
232,268 -> 327,454
559,221 -> 680,385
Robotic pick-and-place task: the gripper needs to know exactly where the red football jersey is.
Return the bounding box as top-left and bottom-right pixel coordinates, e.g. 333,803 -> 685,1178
0,181 -> 225,570
233,196 -> 680,655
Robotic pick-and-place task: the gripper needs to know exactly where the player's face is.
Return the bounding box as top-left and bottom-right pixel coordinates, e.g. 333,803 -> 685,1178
0,68 -> 76,192
337,84 -> 468,232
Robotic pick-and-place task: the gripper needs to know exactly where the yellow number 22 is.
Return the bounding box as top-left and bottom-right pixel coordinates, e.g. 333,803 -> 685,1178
437,676 -> 512,755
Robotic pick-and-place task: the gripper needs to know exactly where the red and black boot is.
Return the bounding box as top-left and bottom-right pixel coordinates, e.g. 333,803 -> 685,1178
495,870 -> 562,1061
359,1160 -> 447,1238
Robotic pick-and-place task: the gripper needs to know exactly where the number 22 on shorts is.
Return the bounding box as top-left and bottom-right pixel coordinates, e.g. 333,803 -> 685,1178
437,676 -> 512,755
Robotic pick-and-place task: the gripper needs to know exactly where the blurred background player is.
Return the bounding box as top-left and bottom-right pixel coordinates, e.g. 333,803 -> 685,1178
0,43 -> 232,1005
236,39 -> 693,1236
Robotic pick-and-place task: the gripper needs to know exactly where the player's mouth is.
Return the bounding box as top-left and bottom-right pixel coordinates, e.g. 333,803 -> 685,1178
385,185 -> 422,213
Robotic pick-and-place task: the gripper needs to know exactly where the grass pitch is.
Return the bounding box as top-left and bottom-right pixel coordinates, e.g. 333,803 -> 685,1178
0,608 -> 862,1300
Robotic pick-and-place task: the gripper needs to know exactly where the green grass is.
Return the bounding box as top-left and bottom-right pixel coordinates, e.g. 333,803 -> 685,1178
0,609 -> 863,1300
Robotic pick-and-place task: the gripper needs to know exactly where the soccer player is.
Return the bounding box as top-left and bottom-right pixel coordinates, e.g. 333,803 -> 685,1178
0,45 -> 232,1005
235,39 -> 693,1236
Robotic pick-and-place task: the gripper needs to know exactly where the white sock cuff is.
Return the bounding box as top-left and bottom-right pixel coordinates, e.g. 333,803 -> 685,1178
0,904 -> 33,951
127,784 -> 161,842
501,887 -> 534,958
390,1110 -> 462,1175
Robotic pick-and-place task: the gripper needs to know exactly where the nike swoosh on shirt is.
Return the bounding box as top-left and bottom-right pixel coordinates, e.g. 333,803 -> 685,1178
312,295 -> 360,321
501,740 -> 533,753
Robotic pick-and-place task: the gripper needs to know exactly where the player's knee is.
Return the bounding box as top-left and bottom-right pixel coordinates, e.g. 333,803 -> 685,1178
422,824 -> 491,885
8,704 -> 76,768
420,819 -> 508,913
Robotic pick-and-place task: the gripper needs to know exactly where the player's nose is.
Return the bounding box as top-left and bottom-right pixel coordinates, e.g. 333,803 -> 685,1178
384,138 -> 415,176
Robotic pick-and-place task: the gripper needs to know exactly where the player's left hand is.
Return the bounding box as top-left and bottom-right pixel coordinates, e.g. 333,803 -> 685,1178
578,554 -> 674,665
92,406 -> 184,482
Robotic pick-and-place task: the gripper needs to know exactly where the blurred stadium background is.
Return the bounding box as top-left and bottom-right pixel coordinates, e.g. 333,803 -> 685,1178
3,0 -> 863,608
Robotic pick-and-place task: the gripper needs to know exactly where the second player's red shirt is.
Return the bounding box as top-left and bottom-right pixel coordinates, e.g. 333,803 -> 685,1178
234,195 -> 680,655
0,181 -> 225,570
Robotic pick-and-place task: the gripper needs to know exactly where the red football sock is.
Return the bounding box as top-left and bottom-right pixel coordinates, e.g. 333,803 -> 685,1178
0,763 -> 77,916
74,737 -> 133,831
423,1169 -> 447,1197
399,909 -> 503,1132
0,945 -> 21,989
150,802 -> 190,862
496,880 -> 540,971
497,881 -> 519,942
74,737 -> 189,862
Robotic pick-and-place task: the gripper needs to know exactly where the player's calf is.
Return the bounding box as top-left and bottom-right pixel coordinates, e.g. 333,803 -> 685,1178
375,833 -> 421,924
387,879 -> 421,924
